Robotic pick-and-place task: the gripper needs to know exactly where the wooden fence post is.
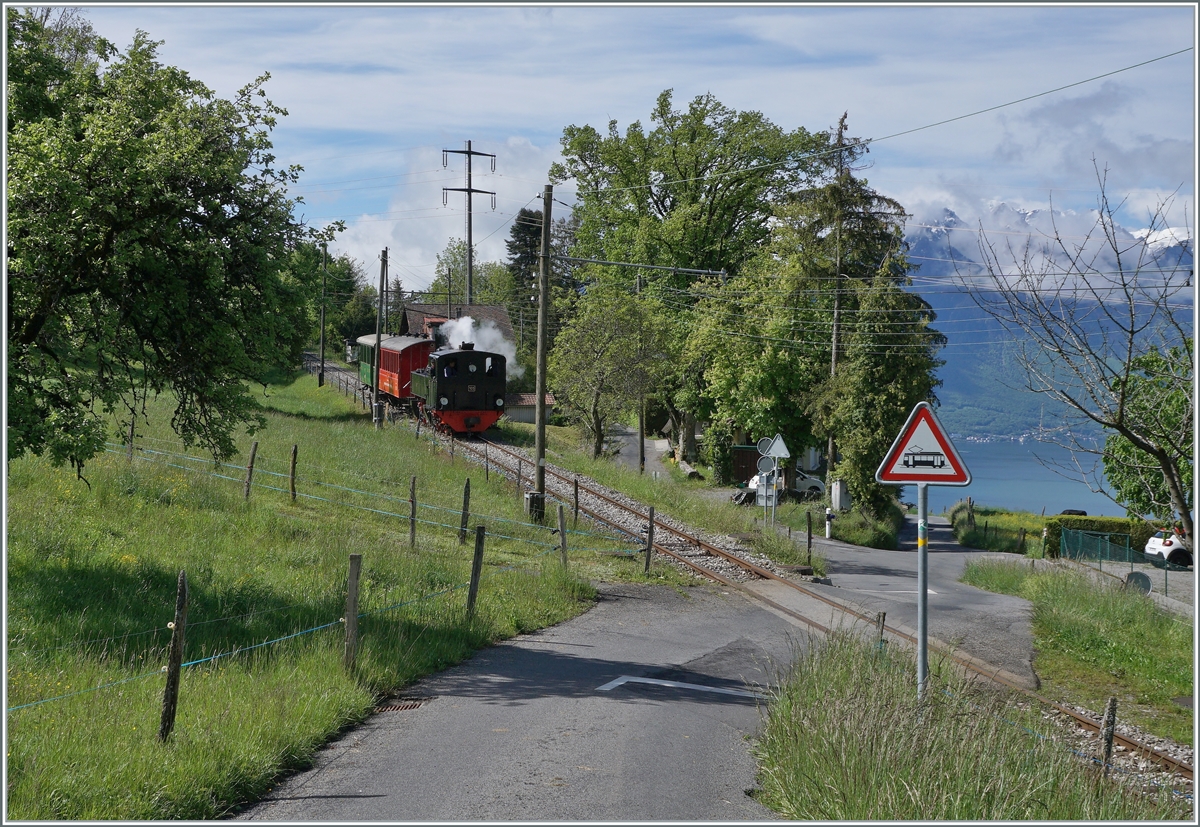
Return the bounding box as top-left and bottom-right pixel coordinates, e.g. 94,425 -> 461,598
573,478 -> 579,524
158,570 -> 189,742
1018,527 -> 1027,553
450,435 -> 455,463
289,444 -> 298,502
875,611 -> 886,648
459,478 -> 471,544
516,459 -> 523,497
344,554 -> 362,671
409,475 -> 417,549
558,504 -> 568,568
415,418 -> 422,441
128,420 -> 135,463
1100,696 -> 1117,777
484,442 -> 489,482
644,506 -> 656,574
243,441 -> 258,500
467,526 -> 486,620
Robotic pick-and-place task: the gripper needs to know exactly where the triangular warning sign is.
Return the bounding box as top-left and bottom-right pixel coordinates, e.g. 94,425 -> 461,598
875,402 -> 971,485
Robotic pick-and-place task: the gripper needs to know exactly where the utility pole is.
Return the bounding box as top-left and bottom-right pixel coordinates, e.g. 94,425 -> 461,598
318,243 -> 327,387
442,140 -> 496,306
534,184 -> 553,502
373,248 -> 387,429
827,113 -> 847,485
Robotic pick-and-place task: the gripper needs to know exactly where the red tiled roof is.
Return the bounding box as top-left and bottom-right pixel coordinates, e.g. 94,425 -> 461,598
504,393 -> 555,407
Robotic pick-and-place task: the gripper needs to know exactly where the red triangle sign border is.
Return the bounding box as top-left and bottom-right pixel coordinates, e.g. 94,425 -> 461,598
875,402 -> 971,486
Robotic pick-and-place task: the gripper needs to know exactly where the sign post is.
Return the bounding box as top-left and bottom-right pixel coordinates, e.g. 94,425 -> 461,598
756,434 -> 790,526
875,402 -> 970,701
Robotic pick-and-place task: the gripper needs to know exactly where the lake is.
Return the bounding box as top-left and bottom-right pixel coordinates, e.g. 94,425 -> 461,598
897,439 -> 1127,518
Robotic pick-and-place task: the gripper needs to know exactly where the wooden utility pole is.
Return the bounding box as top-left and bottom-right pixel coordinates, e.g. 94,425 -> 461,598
534,184 -> 553,502
827,113 -> 847,480
442,141 -> 497,306
373,248 -> 386,429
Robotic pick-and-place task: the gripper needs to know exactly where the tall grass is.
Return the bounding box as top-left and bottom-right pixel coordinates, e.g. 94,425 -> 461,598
754,632 -> 1190,820
7,372 -> 665,819
963,559 -> 1194,746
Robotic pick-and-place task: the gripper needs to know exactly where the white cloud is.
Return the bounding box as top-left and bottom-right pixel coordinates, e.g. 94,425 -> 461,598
79,4 -> 1195,271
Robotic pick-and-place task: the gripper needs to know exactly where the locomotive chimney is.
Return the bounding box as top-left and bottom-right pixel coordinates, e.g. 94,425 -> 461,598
461,342 -> 475,350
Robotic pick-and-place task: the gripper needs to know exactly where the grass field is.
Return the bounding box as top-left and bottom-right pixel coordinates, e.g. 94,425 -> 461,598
5,371 -> 695,819
754,631 -> 1191,820
962,558 -> 1193,746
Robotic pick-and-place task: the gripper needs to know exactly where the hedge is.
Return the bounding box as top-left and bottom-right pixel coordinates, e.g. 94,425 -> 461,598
1043,515 -> 1159,559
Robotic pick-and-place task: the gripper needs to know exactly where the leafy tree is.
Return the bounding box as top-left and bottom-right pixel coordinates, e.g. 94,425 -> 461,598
688,118 -> 944,509
963,166 -> 1193,545
7,12 -> 336,472
418,238 -> 510,309
1102,342 -> 1193,527
550,90 -> 829,460
549,285 -> 669,458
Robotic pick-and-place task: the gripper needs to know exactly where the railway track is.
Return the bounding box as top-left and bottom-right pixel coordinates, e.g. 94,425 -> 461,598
289,365 -> 1192,787
437,430 -> 1192,786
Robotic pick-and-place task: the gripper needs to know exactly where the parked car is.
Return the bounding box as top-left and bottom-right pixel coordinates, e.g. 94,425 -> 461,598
792,470 -> 826,500
1144,528 -> 1193,568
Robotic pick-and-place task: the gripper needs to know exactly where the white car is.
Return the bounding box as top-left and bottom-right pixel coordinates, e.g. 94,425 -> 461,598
1144,529 -> 1192,568
792,470 -> 826,500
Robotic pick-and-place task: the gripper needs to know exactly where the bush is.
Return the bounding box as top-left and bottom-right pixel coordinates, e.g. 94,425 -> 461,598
1043,515 -> 1157,559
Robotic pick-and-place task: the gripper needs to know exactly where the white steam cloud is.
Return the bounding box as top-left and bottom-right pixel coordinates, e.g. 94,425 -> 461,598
440,316 -> 525,379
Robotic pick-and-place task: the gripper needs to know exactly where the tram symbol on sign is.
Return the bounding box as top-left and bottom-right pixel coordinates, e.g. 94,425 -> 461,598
902,447 -> 946,469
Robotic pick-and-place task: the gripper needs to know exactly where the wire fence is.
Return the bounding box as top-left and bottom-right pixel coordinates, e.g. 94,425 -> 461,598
1060,528 -> 1191,600
9,431 -> 643,713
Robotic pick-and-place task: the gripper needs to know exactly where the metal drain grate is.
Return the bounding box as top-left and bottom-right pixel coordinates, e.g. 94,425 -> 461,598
373,698 -> 430,713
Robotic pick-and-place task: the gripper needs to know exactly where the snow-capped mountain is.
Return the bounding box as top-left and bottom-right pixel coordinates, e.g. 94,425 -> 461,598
900,204 -> 1193,439
905,203 -> 1193,283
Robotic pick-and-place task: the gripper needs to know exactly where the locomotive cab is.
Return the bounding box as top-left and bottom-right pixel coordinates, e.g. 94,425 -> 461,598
411,343 -> 507,432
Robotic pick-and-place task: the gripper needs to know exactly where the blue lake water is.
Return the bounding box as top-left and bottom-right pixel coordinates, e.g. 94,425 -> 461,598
896,439 -> 1126,518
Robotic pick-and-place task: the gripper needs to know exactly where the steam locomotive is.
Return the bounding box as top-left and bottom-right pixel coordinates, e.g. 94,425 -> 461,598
352,334 -> 506,434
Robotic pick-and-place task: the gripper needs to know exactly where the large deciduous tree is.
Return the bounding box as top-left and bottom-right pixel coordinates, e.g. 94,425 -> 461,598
550,90 -> 829,461
7,12 -> 334,472
689,139 -> 945,508
962,166 -> 1193,545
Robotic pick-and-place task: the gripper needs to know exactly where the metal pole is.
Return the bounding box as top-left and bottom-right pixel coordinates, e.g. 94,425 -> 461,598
534,185 -> 553,500
917,482 -> 929,700
465,139 -> 473,306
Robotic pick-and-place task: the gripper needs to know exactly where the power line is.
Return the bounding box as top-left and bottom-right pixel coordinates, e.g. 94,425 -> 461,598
560,47 -> 1194,200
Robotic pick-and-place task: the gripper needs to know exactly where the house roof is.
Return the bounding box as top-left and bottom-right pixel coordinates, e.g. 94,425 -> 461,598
504,393 -> 555,408
404,304 -> 515,342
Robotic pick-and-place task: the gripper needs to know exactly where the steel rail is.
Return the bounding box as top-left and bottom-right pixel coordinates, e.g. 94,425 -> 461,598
463,433 -> 1192,781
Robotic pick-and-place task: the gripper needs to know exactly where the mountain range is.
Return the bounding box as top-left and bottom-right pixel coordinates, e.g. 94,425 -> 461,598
902,203 -> 1193,440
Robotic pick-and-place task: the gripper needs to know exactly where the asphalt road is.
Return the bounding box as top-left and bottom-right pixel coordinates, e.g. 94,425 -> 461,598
232,515 -> 1044,822
232,582 -> 803,822
744,514 -> 1039,689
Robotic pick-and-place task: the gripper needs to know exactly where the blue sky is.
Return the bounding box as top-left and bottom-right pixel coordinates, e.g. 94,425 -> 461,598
75,3 -> 1196,293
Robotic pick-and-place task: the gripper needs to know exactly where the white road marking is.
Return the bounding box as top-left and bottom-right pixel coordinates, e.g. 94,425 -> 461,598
596,675 -> 767,700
